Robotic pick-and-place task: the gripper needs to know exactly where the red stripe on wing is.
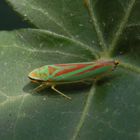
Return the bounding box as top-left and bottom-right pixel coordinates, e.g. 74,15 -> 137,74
74,63 -> 111,76
54,63 -> 92,76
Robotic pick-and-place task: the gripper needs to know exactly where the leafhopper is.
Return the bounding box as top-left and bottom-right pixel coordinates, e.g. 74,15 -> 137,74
28,60 -> 119,99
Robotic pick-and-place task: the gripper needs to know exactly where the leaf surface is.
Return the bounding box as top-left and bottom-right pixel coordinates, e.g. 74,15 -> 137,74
0,0 -> 140,140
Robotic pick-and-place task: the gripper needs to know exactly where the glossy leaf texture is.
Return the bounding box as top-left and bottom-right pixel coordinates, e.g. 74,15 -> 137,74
0,0 -> 140,140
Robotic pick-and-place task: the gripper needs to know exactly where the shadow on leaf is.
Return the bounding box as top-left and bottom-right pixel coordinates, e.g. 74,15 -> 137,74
23,81 -> 92,98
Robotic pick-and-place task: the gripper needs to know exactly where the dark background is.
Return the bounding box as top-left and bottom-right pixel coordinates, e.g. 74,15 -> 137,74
0,0 -> 33,30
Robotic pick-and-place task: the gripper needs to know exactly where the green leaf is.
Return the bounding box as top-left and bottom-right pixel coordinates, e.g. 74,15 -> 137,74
0,0 -> 140,140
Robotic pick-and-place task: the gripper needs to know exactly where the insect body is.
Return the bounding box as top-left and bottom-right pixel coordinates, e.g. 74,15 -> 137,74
28,60 -> 119,99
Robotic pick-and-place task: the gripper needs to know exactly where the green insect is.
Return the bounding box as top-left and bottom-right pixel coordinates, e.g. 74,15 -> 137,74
28,60 -> 119,99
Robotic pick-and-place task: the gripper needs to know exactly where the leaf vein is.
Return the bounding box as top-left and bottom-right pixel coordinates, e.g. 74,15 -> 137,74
109,0 -> 136,55
1,44 -> 89,61
12,95 -> 27,140
71,85 -> 96,140
120,62 -> 140,74
84,0 -> 107,50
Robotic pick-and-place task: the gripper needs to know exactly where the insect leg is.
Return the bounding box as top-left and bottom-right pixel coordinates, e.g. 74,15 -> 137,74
51,85 -> 72,100
81,81 -> 91,84
32,83 -> 48,93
